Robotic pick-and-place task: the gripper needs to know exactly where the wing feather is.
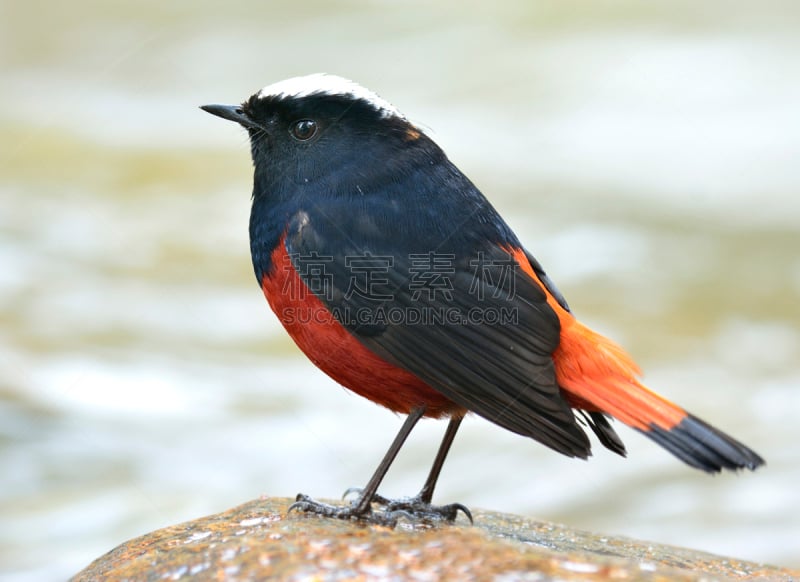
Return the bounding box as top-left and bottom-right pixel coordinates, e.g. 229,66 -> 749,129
284,210 -> 591,458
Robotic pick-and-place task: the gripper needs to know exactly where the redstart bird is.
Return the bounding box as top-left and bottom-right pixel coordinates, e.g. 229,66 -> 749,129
201,73 -> 764,525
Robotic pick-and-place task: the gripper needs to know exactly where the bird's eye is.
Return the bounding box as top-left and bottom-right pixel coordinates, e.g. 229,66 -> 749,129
290,119 -> 318,141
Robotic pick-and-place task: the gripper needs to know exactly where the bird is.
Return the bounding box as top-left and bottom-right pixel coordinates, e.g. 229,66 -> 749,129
201,73 -> 764,525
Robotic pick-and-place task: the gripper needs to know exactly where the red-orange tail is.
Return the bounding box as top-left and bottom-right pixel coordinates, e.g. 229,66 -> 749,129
554,318 -> 763,472
511,248 -> 764,473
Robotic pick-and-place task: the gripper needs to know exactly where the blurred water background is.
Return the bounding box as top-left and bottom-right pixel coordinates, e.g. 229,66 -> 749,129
1,1 -> 799,579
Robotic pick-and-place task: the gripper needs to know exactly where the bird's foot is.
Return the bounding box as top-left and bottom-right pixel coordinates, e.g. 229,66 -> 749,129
342,488 -> 473,524
287,493 -> 411,527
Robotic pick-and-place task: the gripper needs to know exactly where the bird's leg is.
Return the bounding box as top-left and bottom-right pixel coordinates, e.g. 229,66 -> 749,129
345,414 -> 472,523
416,414 -> 464,504
288,406 -> 426,526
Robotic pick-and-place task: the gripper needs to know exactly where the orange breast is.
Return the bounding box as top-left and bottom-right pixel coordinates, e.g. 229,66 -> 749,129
261,239 -> 458,417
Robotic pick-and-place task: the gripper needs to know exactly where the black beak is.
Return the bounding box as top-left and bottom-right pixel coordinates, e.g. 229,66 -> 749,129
200,104 -> 259,129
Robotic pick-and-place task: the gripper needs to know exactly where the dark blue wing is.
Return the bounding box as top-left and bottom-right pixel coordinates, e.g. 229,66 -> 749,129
282,205 -> 591,459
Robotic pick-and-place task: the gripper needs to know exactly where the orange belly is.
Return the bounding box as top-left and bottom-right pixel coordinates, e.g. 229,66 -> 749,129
261,240 -> 459,417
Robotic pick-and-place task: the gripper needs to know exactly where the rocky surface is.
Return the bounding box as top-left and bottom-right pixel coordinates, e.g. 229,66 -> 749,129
73,496 -> 796,581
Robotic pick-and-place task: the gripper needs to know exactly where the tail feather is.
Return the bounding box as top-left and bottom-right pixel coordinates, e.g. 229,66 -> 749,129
579,410 -> 626,457
556,319 -> 764,472
641,414 -> 765,473
513,247 -> 765,473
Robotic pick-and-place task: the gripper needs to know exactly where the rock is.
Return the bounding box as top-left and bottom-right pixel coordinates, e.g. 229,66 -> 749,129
72,496 -> 795,581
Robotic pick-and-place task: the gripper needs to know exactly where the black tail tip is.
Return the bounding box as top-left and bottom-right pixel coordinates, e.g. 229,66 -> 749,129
640,414 -> 765,473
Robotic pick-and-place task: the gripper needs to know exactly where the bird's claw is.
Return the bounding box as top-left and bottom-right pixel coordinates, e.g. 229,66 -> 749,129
288,493 -> 409,527
373,495 -> 473,524
302,489 -> 473,525
341,486 -> 363,500
341,487 -> 393,506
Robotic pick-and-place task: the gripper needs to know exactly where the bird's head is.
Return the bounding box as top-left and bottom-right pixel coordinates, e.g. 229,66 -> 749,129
201,74 -> 436,196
